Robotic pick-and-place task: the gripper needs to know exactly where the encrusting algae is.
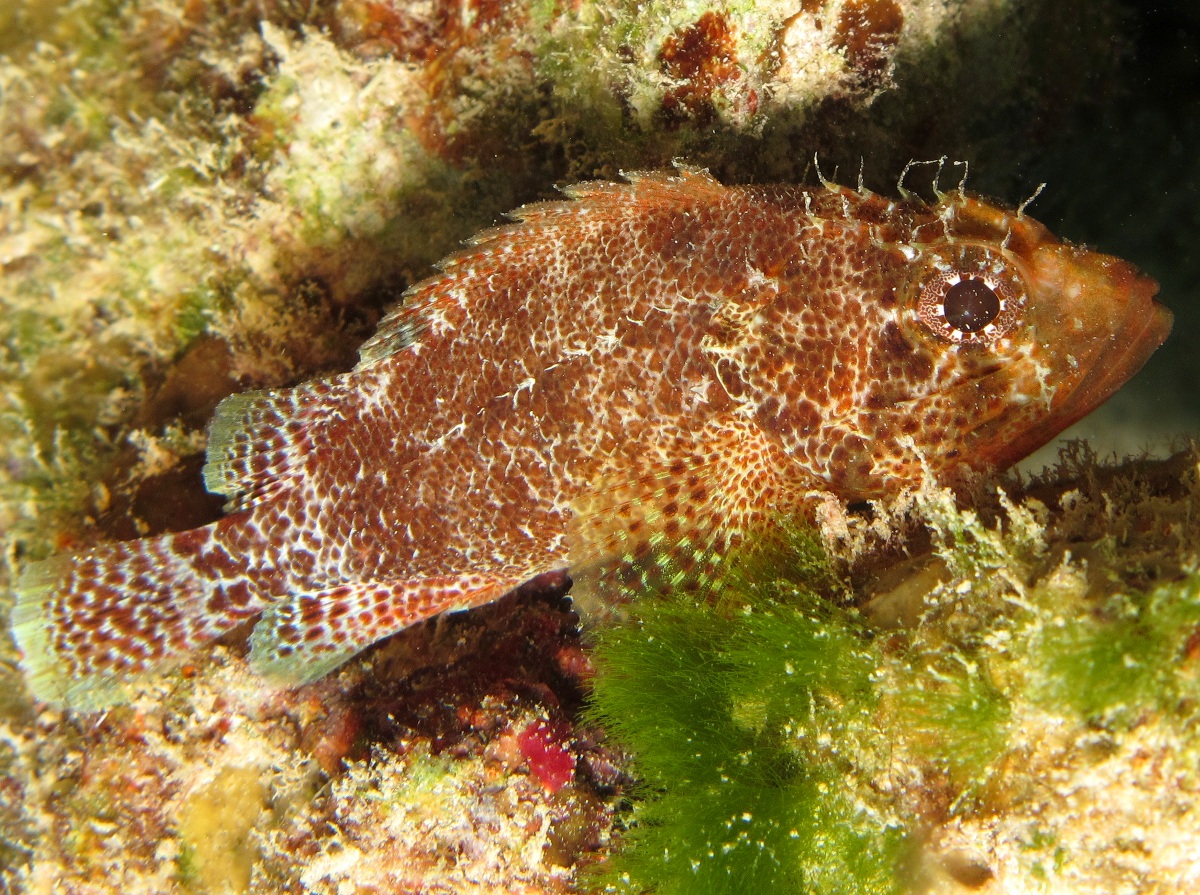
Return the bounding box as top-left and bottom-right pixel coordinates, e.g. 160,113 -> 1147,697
0,0 -> 1193,893
11,165 -> 1170,710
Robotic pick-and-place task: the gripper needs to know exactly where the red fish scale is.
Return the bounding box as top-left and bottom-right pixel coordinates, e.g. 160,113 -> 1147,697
11,168 -> 1170,708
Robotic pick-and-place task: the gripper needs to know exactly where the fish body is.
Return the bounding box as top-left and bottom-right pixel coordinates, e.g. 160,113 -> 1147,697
13,168 -> 1172,708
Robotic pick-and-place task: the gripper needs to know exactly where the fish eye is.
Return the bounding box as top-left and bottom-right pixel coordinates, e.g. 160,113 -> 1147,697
944,277 -> 1000,332
911,247 -> 1025,345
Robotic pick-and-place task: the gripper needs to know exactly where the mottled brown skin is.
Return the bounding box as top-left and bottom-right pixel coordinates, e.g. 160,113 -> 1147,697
13,168 -> 1171,709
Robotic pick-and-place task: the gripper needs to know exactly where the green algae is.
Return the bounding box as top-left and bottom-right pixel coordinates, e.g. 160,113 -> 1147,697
585,528 -> 908,895
586,453 -> 1200,893
1029,574 -> 1200,725
889,649 -> 1011,775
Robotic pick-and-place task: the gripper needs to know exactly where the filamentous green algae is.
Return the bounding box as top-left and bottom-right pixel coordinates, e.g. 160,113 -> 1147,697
586,450 -> 1200,894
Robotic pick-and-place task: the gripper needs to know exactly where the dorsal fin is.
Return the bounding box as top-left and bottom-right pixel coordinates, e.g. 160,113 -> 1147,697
354,167 -> 728,369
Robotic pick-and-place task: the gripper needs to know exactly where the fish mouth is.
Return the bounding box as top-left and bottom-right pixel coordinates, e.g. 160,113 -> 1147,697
1004,272 -> 1173,463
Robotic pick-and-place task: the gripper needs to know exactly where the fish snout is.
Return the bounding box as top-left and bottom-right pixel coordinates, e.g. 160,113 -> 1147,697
1032,246 -> 1172,431
1096,253 -> 1171,334
1125,266 -> 1174,348
1065,250 -> 1171,366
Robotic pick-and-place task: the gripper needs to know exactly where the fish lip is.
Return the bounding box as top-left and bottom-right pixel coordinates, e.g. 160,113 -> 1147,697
1009,275 -> 1173,460
1054,278 -> 1172,427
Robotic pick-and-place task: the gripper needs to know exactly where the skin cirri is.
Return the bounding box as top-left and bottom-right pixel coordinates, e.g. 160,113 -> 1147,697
12,167 -> 1172,709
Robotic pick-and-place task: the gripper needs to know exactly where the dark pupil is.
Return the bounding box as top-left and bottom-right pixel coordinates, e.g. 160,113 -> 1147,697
944,278 -> 1000,333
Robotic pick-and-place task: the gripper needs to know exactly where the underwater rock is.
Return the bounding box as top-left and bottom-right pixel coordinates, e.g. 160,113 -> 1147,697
0,0 -> 1193,892
1,580 -> 602,893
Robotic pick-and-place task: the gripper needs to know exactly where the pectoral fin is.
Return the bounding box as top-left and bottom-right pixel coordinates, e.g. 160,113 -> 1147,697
566,418 -> 809,622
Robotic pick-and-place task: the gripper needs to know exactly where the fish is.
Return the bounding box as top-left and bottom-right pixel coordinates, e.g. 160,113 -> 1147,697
12,166 -> 1172,709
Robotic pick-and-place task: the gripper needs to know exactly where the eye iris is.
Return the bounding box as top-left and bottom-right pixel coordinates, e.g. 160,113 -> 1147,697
943,278 -> 1000,333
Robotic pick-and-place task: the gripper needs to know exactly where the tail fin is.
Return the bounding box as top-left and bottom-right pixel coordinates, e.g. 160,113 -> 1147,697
11,524 -> 271,710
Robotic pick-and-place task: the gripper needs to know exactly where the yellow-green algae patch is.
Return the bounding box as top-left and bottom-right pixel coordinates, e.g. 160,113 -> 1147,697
177,765 -> 269,894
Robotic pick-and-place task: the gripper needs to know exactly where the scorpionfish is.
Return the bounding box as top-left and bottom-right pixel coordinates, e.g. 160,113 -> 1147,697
13,167 -> 1172,708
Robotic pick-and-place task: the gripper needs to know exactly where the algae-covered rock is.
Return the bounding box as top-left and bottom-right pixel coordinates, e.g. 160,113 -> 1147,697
586,449 -> 1200,894
0,579 -> 601,894
0,0 -> 1195,892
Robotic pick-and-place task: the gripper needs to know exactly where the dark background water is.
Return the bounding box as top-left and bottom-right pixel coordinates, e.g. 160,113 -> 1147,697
1020,0 -> 1199,466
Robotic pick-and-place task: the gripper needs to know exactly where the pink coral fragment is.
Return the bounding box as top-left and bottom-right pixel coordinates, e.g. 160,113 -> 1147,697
517,719 -> 574,793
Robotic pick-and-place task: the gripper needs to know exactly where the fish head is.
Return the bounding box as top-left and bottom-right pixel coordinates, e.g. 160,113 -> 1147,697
706,189 -> 1172,498
875,194 -> 1174,489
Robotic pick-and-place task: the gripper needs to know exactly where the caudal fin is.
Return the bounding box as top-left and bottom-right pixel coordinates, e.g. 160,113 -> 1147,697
11,525 -> 271,710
